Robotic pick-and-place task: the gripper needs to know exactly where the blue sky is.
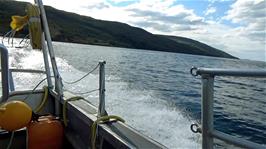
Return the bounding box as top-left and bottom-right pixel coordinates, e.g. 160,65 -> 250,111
16,0 -> 266,61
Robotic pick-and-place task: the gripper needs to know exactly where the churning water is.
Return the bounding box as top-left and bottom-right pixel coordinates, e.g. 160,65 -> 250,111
5,40 -> 266,148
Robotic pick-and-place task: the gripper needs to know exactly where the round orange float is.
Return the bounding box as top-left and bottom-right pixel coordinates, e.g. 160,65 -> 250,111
27,115 -> 64,149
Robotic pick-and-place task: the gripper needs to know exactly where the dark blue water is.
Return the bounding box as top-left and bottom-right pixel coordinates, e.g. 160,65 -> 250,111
53,42 -> 266,148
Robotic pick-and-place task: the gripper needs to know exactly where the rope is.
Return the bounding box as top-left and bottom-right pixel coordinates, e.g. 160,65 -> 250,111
63,96 -> 85,126
23,76 -> 53,101
62,63 -> 100,84
26,128 -> 29,149
91,115 -> 125,149
62,96 -> 94,126
8,30 -> 16,47
6,131 -> 14,149
33,86 -> 48,113
19,34 -> 29,45
64,88 -> 99,95
1,30 -> 13,44
17,34 -> 30,48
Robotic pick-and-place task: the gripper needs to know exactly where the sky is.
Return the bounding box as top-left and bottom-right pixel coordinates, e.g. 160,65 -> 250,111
16,0 -> 266,62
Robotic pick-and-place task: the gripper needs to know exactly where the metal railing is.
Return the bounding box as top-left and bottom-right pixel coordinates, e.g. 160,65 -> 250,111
0,44 -> 107,118
61,61 -> 107,116
0,68 -> 46,92
0,44 -> 10,102
190,67 -> 266,149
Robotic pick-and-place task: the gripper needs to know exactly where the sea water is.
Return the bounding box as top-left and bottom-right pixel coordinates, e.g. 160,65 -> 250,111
6,41 -> 266,148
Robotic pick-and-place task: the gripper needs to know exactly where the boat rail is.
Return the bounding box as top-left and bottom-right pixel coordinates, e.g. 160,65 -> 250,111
190,67 -> 266,149
0,42 -> 107,119
0,44 -> 46,94
8,69 -> 45,74
5,68 -> 46,92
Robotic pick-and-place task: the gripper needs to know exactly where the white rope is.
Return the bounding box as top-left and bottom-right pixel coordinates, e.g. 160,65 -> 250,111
62,63 -> 100,84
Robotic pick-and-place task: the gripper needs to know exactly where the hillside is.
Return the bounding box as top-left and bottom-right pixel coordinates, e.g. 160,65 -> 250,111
160,35 -> 236,58
0,0 -> 237,59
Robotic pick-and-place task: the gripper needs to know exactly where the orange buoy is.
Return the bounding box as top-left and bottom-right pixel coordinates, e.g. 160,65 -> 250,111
27,115 -> 64,149
0,100 -> 32,131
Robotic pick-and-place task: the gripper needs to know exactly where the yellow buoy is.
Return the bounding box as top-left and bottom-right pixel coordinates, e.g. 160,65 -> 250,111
0,101 -> 32,131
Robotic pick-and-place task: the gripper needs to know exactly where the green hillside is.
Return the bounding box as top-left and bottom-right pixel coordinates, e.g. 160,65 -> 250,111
160,35 -> 237,58
0,0 -> 237,59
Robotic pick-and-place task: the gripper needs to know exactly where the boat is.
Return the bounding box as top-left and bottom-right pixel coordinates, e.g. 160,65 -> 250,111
0,0 -> 265,149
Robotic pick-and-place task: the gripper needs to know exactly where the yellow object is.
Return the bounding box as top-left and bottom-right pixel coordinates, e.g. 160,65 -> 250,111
91,115 -> 125,149
0,101 -> 32,131
10,15 -> 29,31
26,4 -> 42,49
34,86 -> 48,113
9,4 -> 42,49
63,96 -> 85,126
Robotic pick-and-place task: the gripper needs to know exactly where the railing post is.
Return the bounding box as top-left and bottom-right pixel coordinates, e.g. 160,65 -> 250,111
192,67 -> 266,149
201,74 -> 214,149
8,70 -> 15,91
98,61 -> 106,117
0,44 -> 9,102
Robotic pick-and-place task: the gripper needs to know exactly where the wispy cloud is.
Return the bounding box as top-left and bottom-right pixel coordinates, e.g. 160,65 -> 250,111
85,2 -> 109,9
208,0 -> 234,3
204,7 -> 216,15
125,1 -> 206,33
223,0 -> 266,43
108,0 -> 136,4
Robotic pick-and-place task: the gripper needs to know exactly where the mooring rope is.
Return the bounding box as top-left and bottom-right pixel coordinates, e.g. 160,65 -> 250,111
63,88 -> 99,95
62,63 -> 100,84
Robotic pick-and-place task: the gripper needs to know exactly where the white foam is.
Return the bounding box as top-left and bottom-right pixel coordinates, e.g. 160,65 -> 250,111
105,79 -> 201,148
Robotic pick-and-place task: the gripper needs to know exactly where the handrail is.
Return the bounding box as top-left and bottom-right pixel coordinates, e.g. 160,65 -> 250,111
1,68 -> 46,74
0,68 -> 46,92
211,130 -> 264,149
191,67 -> 266,149
191,67 -> 266,77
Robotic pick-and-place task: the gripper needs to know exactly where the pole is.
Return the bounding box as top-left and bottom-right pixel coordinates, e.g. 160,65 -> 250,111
8,70 -> 15,91
35,0 -> 63,116
0,44 -> 9,102
41,34 -> 53,88
201,74 -> 214,149
98,61 -> 106,117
